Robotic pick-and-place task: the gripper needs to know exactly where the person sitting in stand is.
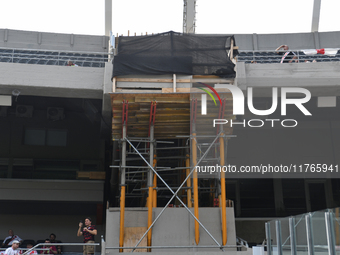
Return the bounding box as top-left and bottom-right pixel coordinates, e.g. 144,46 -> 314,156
2,230 -> 23,248
66,60 -> 78,67
40,240 -> 57,255
49,234 -> 61,254
19,243 -> 37,255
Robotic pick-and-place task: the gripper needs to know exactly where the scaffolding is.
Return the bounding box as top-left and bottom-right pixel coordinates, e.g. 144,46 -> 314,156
109,87 -> 236,252
108,33 -> 238,252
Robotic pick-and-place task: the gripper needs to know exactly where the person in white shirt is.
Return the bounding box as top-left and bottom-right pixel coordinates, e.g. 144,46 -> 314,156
4,240 -> 20,255
2,230 -> 22,247
19,243 -> 37,255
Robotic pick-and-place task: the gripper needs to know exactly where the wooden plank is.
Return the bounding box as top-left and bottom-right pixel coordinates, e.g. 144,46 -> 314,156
115,78 -> 234,83
77,171 -> 91,179
111,93 -> 190,103
162,88 -> 191,93
123,227 -> 147,252
135,97 -> 189,103
77,171 -> 106,180
117,78 -> 175,83
89,172 -> 106,180
116,89 -> 163,93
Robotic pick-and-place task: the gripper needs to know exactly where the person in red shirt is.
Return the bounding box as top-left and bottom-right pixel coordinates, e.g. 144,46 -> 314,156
40,240 -> 57,255
77,217 -> 97,255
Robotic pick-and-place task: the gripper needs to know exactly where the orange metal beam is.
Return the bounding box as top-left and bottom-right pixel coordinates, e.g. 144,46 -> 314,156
220,132 -> 227,246
147,186 -> 153,252
192,133 -> 200,244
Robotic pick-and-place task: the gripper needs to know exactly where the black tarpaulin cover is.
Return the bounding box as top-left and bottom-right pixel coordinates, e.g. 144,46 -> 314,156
112,31 -> 238,78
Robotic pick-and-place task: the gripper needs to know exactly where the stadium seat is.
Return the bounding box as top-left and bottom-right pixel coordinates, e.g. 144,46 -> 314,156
58,60 -> 67,66
92,62 -> 101,67
47,60 -> 58,65
20,239 -> 36,248
37,59 -> 48,65
28,59 -> 39,64
82,62 -> 92,67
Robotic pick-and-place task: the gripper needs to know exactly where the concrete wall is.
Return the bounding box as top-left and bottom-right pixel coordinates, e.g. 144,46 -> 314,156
0,179 -> 103,202
236,61 -> 340,96
0,29 -> 109,52
234,31 -> 340,51
0,63 -> 105,99
105,207 -> 236,254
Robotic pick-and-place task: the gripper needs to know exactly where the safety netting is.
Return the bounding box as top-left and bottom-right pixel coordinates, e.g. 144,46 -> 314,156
112,31 -> 238,78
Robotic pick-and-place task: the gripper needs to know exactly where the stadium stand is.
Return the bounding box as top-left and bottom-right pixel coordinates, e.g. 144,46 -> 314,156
0,48 -> 109,68
237,50 -> 340,63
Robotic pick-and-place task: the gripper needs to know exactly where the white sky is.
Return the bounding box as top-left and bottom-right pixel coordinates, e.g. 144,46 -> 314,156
0,0 -> 340,36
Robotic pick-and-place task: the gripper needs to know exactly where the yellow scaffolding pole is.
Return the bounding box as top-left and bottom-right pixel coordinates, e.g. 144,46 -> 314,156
192,133 -> 200,244
119,121 -> 127,253
147,186 -> 153,252
147,125 -> 155,252
220,132 -> 227,246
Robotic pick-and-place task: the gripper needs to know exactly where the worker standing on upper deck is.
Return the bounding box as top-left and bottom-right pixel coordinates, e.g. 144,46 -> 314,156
77,217 -> 97,255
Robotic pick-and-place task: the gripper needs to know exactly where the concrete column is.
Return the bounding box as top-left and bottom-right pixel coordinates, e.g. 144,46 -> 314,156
105,0 -> 112,37
273,179 -> 285,216
311,0 -> 322,32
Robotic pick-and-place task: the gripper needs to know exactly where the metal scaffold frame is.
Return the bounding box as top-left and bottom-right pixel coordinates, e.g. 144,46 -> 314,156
111,97 -> 237,252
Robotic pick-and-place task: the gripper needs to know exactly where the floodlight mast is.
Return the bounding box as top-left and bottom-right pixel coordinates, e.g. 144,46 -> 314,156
311,0 -> 321,32
183,0 -> 196,33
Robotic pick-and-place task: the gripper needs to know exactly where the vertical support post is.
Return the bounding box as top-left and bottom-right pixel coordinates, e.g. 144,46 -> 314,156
325,211 -> 336,255
289,217 -> 297,255
305,213 -> 315,255
265,222 -> 272,255
119,122 -> 127,252
152,166 -> 157,208
276,220 -> 283,255
336,208 -> 339,245
311,0 -> 321,32
192,132 -> 199,245
191,98 -> 199,244
112,77 -> 116,92
230,38 -> 234,60
101,235 -> 106,255
105,0 -> 112,36
220,128 -> 227,246
173,74 -> 177,92
186,149 -> 192,208
147,124 -> 155,252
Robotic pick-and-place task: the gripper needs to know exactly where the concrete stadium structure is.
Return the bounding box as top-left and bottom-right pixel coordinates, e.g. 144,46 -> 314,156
1,27 -> 340,254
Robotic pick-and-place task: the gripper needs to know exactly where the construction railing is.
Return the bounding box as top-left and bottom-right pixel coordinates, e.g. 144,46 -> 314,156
237,50 -> 340,64
0,242 -> 101,255
265,208 -> 340,255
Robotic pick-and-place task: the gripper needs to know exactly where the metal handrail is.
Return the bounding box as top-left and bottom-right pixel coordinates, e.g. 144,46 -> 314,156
237,49 -> 340,63
22,242 -> 100,255
105,244 -> 245,250
0,47 -> 112,67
